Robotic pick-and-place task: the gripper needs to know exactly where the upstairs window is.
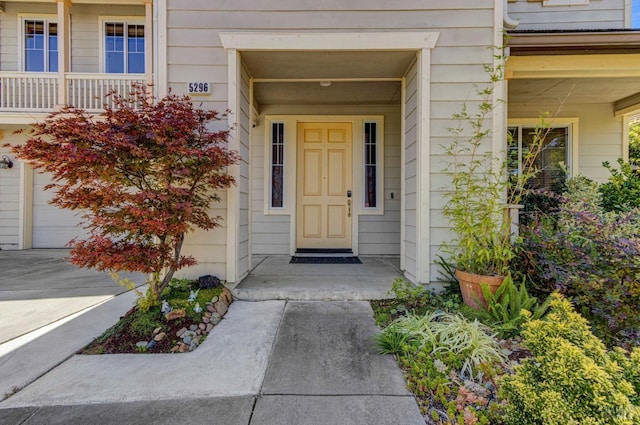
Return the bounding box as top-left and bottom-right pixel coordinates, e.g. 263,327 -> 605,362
104,21 -> 144,73
24,19 -> 58,72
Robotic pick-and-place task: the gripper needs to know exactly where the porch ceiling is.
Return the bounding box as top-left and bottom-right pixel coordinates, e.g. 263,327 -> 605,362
241,50 -> 415,106
509,77 -> 640,105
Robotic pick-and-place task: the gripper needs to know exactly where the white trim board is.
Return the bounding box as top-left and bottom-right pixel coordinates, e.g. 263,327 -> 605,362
219,32 -> 439,51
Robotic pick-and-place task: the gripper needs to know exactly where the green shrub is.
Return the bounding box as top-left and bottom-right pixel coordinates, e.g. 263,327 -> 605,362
599,159 -> 640,213
376,310 -> 507,424
480,274 -> 551,338
500,294 -> 640,425
517,175 -> 640,346
129,310 -> 163,338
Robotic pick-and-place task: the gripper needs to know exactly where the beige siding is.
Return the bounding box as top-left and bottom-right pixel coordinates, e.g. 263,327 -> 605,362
507,0 -> 626,30
403,61 -> 418,282
0,2 -> 144,73
509,102 -> 624,182
0,128 -> 22,249
251,104 -> 401,257
238,63 -> 251,277
167,0 -> 497,283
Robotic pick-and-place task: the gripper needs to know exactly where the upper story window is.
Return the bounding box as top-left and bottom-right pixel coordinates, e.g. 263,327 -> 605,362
103,20 -> 145,74
24,19 -> 58,72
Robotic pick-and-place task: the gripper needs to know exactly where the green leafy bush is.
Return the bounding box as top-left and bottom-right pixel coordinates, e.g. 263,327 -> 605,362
480,274 -> 551,338
599,159 -> 640,213
375,310 -> 507,424
500,294 -> 640,425
517,175 -> 640,346
129,310 -> 163,338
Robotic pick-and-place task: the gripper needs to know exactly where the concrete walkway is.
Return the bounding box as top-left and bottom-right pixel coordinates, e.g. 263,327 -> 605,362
0,299 -> 424,424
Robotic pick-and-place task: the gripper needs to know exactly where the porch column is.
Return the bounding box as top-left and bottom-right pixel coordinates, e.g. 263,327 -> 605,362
144,0 -> 153,87
56,0 -> 71,107
226,48 -> 241,283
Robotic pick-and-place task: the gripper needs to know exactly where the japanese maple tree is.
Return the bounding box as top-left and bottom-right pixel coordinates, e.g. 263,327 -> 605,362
10,85 -> 238,307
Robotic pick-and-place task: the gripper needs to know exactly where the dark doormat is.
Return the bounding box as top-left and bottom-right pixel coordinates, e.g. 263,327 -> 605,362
290,256 -> 362,264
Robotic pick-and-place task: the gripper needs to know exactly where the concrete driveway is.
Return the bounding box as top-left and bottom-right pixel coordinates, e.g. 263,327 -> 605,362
0,249 -> 144,345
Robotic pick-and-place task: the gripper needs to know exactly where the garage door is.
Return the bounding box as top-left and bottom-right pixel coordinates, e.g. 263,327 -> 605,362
32,172 -> 88,248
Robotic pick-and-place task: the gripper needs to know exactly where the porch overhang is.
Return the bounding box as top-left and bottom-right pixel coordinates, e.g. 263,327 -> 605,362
507,30 -> 640,56
506,31 -> 640,117
220,31 -> 440,285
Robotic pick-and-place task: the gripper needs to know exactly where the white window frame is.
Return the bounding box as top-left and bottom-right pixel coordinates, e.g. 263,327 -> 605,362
98,16 -> 145,74
362,119 -> 385,214
507,118 -> 579,181
268,121 -> 286,211
18,14 -> 58,72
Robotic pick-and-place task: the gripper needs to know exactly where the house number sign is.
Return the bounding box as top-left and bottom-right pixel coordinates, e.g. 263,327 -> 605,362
188,82 -> 211,94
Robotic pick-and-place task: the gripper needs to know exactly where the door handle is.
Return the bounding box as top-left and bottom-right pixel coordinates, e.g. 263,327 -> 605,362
348,199 -> 352,218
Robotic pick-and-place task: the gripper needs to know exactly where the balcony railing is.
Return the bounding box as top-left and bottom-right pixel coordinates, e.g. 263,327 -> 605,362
0,72 -> 146,112
0,73 -> 58,111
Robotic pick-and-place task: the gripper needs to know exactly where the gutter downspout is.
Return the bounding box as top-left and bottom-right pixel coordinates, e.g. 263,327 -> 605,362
504,0 -> 519,29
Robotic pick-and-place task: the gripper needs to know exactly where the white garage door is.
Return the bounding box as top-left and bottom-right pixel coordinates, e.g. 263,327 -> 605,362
32,172 -> 88,248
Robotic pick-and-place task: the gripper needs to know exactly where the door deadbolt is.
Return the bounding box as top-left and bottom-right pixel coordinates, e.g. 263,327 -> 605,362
347,190 -> 352,198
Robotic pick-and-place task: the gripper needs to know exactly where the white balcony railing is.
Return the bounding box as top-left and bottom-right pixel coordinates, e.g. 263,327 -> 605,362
0,72 -> 146,112
0,72 -> 58,111
66,73 -> 146,111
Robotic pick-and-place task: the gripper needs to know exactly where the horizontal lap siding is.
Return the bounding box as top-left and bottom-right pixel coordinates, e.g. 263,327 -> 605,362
507,0 -> 626,30
238,64 -> 251,278
404,61 -> 418,282
0,128 -> 23,249
0,3 -> 144,73
167,0 -> 497,283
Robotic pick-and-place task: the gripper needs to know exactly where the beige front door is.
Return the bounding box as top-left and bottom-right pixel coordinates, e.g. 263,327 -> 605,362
296,122 -> 353,250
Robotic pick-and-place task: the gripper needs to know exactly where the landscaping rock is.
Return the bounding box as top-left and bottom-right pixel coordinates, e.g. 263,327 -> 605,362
178,343 -> 189,353
182,330 -> 196,345
189,324 -> 198,332
214,301 -> 228,316
203,317 -> 210,324
211,296 -> 219,304
221,288 -> 233,304
176,327 -> 187,338
210,312 -> 221,325
165,309 -> 186,321
136,341 -> 148,349
153,327 -> 162,335
206,323 -> 214,333
206,303 -> 215,313
146,340 -> 156,349
170,345 -> 180,353
154,332 -> 166,342
199,323 -> 206,331
189,342 -> 198,351
196,329 -> 202,335
203,311 -> 212,318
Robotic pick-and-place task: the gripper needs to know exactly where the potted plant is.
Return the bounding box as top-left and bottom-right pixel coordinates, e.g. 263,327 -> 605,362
441,61 -> 550,308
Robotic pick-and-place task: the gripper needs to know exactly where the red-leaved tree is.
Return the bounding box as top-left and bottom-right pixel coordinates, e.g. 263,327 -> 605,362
9,85 -> 238,307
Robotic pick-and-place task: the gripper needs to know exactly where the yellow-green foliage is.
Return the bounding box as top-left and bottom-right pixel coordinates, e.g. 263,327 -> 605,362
500,294 -> 639,424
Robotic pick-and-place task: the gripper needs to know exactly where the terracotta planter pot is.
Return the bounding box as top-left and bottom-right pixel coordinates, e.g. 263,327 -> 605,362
455,269 -> 505,309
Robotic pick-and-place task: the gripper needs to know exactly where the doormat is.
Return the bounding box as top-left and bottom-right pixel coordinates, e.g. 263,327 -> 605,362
290,256 -> 362,264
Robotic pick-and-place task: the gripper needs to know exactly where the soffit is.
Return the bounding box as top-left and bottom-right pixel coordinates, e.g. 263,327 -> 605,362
509,77 -> 640,105
241,51 -> 416,79
508,30 -> 640,55
242,50 -> 414,106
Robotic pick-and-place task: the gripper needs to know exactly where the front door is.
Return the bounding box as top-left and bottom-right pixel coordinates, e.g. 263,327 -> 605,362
296,122 -> 353,250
